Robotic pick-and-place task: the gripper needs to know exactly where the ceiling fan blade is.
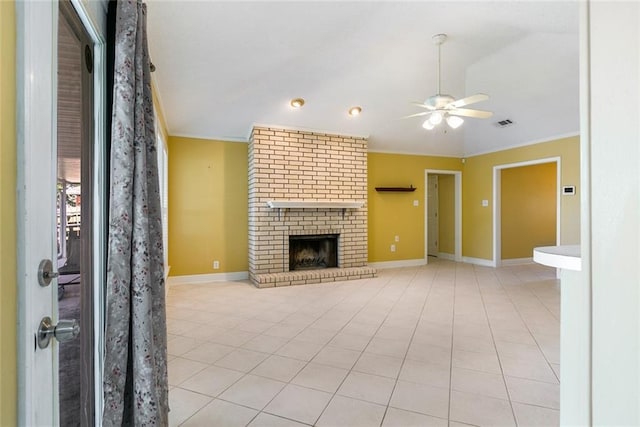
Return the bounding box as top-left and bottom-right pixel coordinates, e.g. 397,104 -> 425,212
449,108 -> 493,119
410,102 -> 435,110
401,111 -> 431,119
449,93 -> 489,108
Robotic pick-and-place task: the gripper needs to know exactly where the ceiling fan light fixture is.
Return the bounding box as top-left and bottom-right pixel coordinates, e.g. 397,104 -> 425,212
290,98 -> 305,108
429,111 -> 443,125
446,115 -> 464,129
422,119 -> 435,130
348,106 -> 362,116
408,32 -> 492,133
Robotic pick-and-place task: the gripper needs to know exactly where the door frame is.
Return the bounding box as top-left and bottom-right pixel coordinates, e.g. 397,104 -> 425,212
424,170 -> 462,264
492,157 -> 561,267
16,0 -> 106,424
426,175 -> 439,256
71,1 -> 108,421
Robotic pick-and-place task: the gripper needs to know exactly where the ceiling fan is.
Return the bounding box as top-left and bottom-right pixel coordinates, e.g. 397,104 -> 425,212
408,34 -> 493,130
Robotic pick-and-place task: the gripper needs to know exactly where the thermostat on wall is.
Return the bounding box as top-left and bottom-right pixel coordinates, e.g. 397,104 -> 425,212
562,186 -> 576,195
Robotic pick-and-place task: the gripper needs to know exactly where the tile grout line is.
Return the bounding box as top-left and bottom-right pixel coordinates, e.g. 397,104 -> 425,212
472,265 -> 519,426
311,267 -> 425,426
250,269 -> 412,426
447,261 -> 459,427
169,262 -> 560,426
247,275 -> 391,426
491,268 -> 561,384
175,276 -> 387,426
378,262 -> 444,426
526,278 -> 561,323
304,272 -> 411,425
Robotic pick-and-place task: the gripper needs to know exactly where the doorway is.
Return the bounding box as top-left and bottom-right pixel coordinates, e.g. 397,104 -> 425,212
493,157 -> 561,266
424,170 -> 462,263
57,2 -> 95,425
427,175 -> 439,256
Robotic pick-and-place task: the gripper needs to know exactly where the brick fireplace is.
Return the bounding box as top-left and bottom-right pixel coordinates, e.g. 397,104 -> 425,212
248,126 -> 376,287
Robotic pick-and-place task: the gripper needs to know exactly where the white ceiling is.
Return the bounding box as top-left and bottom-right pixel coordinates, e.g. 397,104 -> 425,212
147,1 -> 580,157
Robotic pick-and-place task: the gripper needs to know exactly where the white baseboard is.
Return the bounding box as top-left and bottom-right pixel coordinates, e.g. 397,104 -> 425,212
462,256 -> 497,267
168,271 -> 249,286
437,252 -> 456,261
368,259 -> 427,269
500,257 -> 534,266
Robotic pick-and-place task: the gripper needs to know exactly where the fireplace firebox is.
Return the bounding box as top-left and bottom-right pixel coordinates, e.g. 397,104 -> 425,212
289,234 -> 338,271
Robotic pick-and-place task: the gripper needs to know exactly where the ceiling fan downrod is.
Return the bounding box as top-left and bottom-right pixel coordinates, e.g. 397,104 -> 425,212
433,33 -> 447,96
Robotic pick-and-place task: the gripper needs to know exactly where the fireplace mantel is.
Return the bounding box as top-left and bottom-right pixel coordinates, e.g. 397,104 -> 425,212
266,200 -> 364,220
266,200 -> 364,209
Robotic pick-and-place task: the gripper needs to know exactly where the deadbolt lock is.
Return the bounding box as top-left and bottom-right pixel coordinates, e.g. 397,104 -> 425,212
38,259 -> 59,287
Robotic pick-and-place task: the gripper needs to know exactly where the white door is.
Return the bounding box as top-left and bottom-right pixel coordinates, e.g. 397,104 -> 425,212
17,1 -> 101,424
427,175 -> 439,256
16,1 -> 59,424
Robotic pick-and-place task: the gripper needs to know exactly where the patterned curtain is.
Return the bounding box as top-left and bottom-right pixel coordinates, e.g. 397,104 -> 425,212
102,0 -> 168,425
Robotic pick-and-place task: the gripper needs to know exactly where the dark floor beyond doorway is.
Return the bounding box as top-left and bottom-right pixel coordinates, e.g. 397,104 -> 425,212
59,284 -> 80,427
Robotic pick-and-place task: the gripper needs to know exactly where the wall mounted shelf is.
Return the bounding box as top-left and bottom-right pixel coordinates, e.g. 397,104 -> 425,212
375,185 -> 416,192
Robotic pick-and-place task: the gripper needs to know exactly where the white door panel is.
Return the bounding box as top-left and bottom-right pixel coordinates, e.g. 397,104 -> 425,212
16,1 -> 58,424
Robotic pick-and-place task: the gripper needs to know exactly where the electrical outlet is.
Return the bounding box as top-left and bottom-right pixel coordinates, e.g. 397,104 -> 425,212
413,200 -> 419,207
213,260 -> 220,269
390,244 -> 396,252
395,235 -> 400,242
482,199 -> 489,207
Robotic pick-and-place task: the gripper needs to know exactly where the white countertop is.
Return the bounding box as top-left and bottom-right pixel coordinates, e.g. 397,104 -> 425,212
533,245 -> 582,271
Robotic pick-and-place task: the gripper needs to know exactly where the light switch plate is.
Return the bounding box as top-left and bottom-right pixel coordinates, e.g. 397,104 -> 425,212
482,200 -> 489,207
413,200 -> 419,206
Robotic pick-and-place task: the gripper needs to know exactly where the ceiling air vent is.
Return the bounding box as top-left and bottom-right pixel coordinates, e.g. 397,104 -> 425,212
495,119 -> 514,128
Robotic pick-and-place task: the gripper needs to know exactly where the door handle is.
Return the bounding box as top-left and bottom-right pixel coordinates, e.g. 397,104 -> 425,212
37,316 -> 80,349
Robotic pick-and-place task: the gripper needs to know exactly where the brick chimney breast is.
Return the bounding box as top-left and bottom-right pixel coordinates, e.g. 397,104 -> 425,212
248,126 -> 375,287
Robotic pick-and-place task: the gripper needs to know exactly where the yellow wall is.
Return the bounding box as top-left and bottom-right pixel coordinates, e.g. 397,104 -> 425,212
367,152 -> 462,262
0,1 -> 17,424
168,137 -> 579,270
462,135 -> 580,261
168,137 -> 248,275
501,162 -> 557,259
438,174 -> 455,255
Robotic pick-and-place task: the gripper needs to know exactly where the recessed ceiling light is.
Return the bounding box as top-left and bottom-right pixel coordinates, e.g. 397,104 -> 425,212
348,106 -> 362,117
290,98 -> 305,108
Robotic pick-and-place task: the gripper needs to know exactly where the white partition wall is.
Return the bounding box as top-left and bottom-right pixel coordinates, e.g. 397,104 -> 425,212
578,1 -> 640,425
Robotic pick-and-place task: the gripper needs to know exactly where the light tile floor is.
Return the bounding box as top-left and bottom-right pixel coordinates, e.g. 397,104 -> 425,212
166,259 -> 560,427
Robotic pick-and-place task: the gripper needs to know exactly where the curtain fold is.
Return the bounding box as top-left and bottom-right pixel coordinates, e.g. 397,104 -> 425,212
102,0 -> 168,425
